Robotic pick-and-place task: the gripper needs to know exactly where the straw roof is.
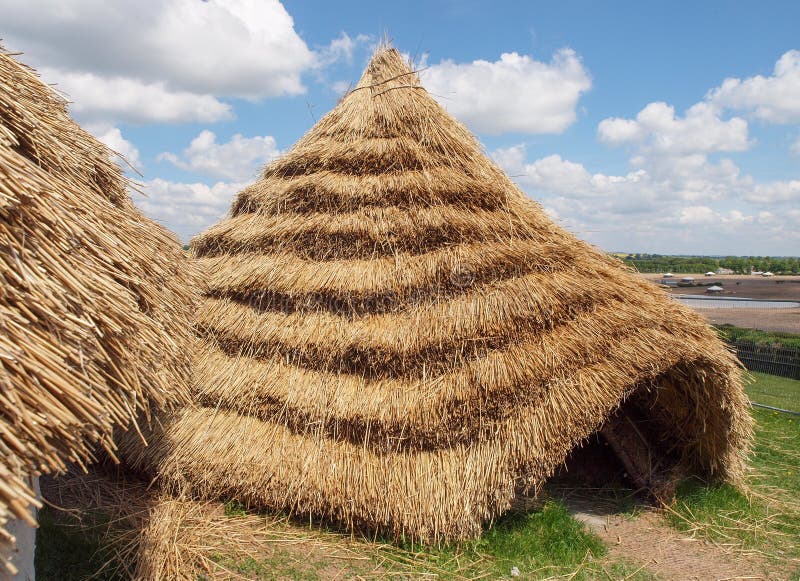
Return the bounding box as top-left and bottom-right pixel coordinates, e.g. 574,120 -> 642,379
121,47 -> 752,542
0,46 -> 193,569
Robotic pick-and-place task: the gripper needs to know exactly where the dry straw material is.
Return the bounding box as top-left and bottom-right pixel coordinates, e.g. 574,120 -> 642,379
0,46 -> 193,571
122,46 -> 753,542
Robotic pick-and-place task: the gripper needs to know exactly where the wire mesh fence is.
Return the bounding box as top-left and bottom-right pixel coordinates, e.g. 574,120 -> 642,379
729,339 -> 800,380
669,294 -> 800,414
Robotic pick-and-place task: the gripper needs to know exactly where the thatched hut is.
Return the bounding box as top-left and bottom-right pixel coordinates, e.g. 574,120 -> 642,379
122,47 -> 752,542
0,47 -> 193,572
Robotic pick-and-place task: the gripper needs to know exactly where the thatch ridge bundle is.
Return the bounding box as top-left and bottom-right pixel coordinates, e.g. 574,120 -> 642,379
122,47 -> 752,541
0,46 -> 193,569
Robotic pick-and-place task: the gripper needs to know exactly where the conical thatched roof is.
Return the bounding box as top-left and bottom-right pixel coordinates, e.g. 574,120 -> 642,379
0,46 -> 193,570
122,47 -> 752,541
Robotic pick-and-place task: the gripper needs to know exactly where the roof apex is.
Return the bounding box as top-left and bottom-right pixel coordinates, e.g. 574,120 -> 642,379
355,46 -> 419,90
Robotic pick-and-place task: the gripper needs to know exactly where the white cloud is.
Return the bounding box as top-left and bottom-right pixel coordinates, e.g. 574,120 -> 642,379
569,51 -> 800,247
491,143 -> 799,254
708,50 -> 800,123
331,80 -> 353,96
558,93 -> 758,225
2,0 -> 316,124
158,130 -> 281,181
315,32 -> 372,69
678,206 -> 756,226
134,178 -> 244,241
421,49 -> 591,134
492,144 -> 738,205
678,205 -> 716,225
44,69 -> 233,124
598,101 -> 750,155
747,180 -> 800,204
4,0 -> 313,97
92,126 -> 141,170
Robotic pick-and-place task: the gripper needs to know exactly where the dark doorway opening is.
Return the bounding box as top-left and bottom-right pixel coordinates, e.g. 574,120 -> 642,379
551,384 -> 686,504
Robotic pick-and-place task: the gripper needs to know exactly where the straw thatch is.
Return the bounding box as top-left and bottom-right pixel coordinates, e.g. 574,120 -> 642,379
121,47 -> 752,542
0,46 -> 193,570
39,465 -> 478,580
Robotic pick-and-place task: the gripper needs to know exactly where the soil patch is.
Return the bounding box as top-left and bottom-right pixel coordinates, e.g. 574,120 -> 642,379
566,496 -> 790,580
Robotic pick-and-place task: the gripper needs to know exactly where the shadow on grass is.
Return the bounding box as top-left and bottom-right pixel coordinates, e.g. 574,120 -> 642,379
35,506 -> 118,581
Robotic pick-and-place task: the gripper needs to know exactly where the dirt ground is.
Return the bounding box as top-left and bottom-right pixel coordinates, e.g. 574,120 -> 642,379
567,498 -> 791,581
689,306 -> 800,333
637,274 -> 800,333
637,273 -> 800,300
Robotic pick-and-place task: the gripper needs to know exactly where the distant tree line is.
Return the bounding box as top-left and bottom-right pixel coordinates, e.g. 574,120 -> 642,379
619,254 -> 800,274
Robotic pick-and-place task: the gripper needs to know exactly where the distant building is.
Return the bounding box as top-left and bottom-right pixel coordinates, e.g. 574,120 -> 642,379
716,267 -> 734,275
706,285 -> 723,293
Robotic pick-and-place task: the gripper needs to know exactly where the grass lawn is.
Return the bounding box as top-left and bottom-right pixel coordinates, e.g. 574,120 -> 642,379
667,402 -> 800,579
34,508 -> 117,580
35,372 -> 799,580
378,501 -> 653,580
746,371 -> 800,412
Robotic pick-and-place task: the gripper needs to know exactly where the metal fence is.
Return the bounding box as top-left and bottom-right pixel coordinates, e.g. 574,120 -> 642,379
729,340 -> 800,380
668,295 -> 800,414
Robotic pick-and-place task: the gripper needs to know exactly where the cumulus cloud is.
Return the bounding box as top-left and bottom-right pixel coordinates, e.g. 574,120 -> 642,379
421,49 -> 591,134
134,178 -> 244,241
2,0 -> 316,124
678,206 -> 755,226
158,130 -> 281,181
598,101 -> 750,155
491,143 -> 799,254
44,68 -> 233,124
4,0 -> 313,97
708,50 -> 800,123
92,126 -> 141,170
315,32 -> 372,69
492,144 -> 741,206
589,87 -> 764,232
678,205 -> 716,225
747,180 -> 800,204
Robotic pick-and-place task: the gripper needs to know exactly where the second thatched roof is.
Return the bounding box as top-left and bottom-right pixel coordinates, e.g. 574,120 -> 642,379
0,46 -> 194,571
121,47 -> 752,542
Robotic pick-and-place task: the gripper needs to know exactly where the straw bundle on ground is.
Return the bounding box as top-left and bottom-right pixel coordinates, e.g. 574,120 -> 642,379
122,47 -> 752,542
0,46 -> 193,571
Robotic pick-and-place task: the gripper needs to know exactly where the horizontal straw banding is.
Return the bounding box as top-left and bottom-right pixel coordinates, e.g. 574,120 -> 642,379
122,45 -> 753,544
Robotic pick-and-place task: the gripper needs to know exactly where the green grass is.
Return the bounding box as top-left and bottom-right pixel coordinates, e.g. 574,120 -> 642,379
374,501 -> 654,579
716,324 -> 800,350
745,371 -> 800,411
204,500 -> 654,580
476,501 -> 605,572
223,498 -> 248,517
209,551 -> 312,580
34,507 -> 117,581
667,404 -> 800,577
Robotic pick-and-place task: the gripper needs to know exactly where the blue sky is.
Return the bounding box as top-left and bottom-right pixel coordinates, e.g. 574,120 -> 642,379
3,0 -> 799,254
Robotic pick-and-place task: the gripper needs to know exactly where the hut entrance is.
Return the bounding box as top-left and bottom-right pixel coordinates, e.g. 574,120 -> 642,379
554,383 -> 685,500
